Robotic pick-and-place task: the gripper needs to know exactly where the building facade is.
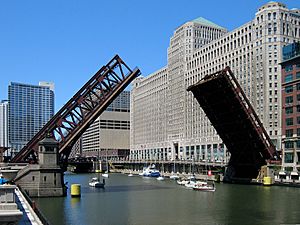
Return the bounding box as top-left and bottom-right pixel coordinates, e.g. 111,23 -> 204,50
281,42 -> 300,170
130,2 -> 300,163
8,82 -> 54,154
0,100 -> 9,149
81,91 -> 131,160
130,67 -> 169,160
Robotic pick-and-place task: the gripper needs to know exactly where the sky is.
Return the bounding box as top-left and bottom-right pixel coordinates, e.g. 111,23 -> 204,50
0,0 -> 299,110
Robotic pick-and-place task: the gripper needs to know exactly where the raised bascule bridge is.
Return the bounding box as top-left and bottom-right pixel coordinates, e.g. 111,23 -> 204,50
9,55 -> 140,196
187,67 -> 279,183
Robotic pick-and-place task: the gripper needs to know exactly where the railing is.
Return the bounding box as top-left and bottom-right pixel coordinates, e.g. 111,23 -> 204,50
17,186 -> 51,225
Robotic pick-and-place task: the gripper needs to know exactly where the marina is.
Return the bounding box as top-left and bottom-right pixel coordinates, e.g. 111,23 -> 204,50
33,172 -> 300,225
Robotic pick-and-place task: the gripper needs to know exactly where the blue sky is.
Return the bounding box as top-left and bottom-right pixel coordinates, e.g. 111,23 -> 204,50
0,0 -> 298,110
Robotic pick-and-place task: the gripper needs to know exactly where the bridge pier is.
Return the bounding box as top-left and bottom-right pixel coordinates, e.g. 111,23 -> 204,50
14,135 -> 65,197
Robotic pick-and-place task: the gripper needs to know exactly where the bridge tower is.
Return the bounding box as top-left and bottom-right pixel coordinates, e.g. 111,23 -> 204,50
15,135 -> 64,197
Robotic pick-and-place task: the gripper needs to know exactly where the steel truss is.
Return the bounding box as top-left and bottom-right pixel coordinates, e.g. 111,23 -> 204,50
12,55 -> 140,163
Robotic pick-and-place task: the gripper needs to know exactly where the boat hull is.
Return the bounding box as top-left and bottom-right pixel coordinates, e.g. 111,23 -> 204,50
144,172 -> 160,177
193,187 -> 215,192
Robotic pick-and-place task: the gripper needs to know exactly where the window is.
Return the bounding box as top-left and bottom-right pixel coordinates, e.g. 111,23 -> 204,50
298,94 -> 300,102
297,128 -> 300,136
286,129 -> 293,137
286,118 -> 293,126
297,83 -> 300,90
285,85 -> 293,93
285,152 -> 293,163
297,72 -> 300,79
285,96 -> 293,104
285,74 -> 293,82
284,141 -> 294,149
297,116 -> 300,124
285,65 -> 293,72
285,107 -> 293,114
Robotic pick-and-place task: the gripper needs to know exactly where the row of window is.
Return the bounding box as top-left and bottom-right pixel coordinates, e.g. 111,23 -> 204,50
284,72 -> 300,82
284,64 -> 300,72
284,140 -> 300,149
285,83 -> 300,93
99,120 -> 130,130
285,117 -> 300,126
285,128 -> 300,137
285,94 -> 300,104
285,105 -> 300,114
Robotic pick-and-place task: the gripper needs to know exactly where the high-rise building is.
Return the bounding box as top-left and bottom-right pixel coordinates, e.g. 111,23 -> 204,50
131,67 -> 168,160
281,42 -> 300,169
8,82 -> 54,154
0,100 -> 9,149
130,2 -> 300,162
81,91 -> 131,160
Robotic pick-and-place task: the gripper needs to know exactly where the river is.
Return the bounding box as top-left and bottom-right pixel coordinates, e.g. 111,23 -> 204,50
33,173 -> 300,225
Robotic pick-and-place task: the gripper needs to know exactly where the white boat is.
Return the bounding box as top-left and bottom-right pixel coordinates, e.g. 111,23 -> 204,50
170,174 -> 180,180
177,176 -> 196,188
177,179 -> 189,185
139,165 -> 160,177
128,173 -> 133,177
102,173 -> 109,178
157,176 -> 165,181
89,177 -> 105,188
193,181 -> 216,192
184,179 -> 197,189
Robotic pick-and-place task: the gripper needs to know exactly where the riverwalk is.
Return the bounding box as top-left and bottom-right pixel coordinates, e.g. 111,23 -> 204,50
0,184 -> 46,225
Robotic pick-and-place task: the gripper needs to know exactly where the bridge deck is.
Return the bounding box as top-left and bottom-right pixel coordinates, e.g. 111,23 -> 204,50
187,67 -> 277,181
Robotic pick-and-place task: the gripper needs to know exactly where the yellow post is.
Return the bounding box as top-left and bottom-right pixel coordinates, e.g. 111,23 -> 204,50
71,184 -> 81,197
263,177 -> 272,186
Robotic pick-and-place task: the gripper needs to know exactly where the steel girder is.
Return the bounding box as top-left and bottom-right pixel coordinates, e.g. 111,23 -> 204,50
11,55 -> 140,163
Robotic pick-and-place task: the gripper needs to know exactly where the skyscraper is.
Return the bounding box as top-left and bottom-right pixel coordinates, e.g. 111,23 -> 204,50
8,82 -> 54,154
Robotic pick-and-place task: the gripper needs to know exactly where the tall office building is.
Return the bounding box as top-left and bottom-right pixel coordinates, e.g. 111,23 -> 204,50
81,91 -> 131,160
167,18 -> 227,142
0,100 -> 9,149
130,2 -> 300,162
281,42 -> 300,169
131,68 -> 168,160
8,82 -> 54,154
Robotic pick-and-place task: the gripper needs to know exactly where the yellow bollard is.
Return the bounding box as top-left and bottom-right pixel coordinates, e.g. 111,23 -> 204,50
263,177 -> 272,186
71,184 -> 81,197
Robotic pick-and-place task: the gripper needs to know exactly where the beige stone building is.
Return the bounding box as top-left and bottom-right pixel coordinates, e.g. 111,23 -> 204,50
81,91 -> 130,160
130,2 -> 300,162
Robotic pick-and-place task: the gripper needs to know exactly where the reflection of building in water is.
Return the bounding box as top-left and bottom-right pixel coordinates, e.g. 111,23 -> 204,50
79,91 -> 130,160
130,2 -> 300,163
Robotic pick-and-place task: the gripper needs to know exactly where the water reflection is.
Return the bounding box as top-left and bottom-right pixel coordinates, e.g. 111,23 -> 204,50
34,173 -> 300,225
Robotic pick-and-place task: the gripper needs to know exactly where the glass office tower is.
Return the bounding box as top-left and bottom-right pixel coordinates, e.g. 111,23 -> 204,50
8,82 -> 54,154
